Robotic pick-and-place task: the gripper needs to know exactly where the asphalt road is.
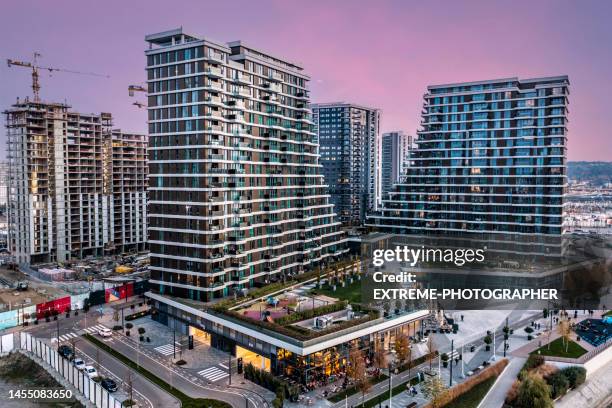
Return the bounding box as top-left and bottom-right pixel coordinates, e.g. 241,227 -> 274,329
14,303 -> 269,408
16,311 -> 179,408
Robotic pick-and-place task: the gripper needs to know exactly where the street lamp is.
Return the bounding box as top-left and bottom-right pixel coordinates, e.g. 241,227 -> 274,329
449,339 -> 454,387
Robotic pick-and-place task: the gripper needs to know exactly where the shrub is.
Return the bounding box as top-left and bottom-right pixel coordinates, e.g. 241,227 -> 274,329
138,327 -> 146,335
112,325 -> 123,331
175,360 -> 187,366
547,371 -> 569,399
518,354 -> 545,380
273,301 -> 347,325
525,326 -> 534,334
560,366 -> 586,388
505,379 -> 521,405
516,374 -> 553,408
126,322 -> 134,329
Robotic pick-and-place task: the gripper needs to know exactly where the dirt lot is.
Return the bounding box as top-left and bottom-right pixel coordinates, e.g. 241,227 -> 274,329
0,266 -> 69,309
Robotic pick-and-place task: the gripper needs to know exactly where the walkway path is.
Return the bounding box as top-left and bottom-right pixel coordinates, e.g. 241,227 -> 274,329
476,357 -> 524,408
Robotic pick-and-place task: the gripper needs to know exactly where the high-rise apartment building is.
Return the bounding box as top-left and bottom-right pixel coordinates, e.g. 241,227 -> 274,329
380,131 -> 412,198
311,103 -> 380,226
4,100 -> 148,265
145,28 -> 347,301
0,161 -> 8,213
369,76 -> 569,239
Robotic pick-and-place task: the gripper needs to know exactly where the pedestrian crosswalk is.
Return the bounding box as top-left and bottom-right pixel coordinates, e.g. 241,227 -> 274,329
198,366 -> 229,382
448,350 -> 460,360
83,324 -> 108,334
51,332 -> 78,343
154,342 -> 181,356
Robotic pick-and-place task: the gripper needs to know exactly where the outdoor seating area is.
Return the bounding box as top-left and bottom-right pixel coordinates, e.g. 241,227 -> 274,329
236,292 -> 332,323
575,318 -> 612,347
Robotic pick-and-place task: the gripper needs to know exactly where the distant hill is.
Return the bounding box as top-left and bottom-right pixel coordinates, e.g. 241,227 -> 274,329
568,161 -> 612,185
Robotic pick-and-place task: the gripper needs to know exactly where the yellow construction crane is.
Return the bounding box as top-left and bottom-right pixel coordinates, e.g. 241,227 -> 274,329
7,52 -> 109,102
128,84 -> 147,108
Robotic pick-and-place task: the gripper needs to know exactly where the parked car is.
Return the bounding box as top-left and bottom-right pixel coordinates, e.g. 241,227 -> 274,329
58,345 -> 74,360
100,378 -> 118,392
98,328 -> 112,338
72,358 -> 86,371
84,365 -> 98,379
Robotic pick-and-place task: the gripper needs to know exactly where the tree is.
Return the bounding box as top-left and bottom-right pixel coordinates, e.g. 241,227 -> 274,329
516,374 -> 553,408
484,335 -> 493,351
426,336 -> 436,371
548,371 -> 569,399
560,366 -> 586,388
558,319 -> 571,353
347,347 -> 369,407
440,353 -> 449,368
421,375 -> 447,408
395,335 -> 410,367
372,339 -> 387,374
125,369 -> 134,406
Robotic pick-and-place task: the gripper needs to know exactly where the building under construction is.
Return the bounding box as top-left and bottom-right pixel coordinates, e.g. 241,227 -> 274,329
5,98 -> 147,265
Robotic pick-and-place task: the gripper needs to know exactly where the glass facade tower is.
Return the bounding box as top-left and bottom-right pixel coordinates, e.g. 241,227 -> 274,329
369,76 -> 569,239
311,103 -> 380,226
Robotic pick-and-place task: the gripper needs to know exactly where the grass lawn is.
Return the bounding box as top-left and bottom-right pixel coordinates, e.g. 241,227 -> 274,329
604,310 -> 612,317
532,337 -> 588,359
442,376 -> 497,408
311,279 -> 362,304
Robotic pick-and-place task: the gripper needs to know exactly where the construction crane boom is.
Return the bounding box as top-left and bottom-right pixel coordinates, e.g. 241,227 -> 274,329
128,84 -> 147,108
6,52 -> 109,102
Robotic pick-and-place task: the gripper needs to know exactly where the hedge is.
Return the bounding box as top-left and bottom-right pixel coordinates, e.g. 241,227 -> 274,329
424,358 -> 509,408
83,334 -> 230,408
243,363 -> 299,401
125,310 -> 151,321
218,308 -> 379,341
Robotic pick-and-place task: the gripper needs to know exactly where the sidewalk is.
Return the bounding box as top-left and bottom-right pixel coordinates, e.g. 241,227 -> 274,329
92,311 -> 274,408
476,357 -> 525,408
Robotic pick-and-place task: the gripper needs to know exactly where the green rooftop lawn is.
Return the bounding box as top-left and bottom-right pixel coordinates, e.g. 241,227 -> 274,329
532,337 -> 588,359
310,278 -> 362,304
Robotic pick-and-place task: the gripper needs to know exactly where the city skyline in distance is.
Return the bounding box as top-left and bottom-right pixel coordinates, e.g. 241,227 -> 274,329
1,0 -> 611,161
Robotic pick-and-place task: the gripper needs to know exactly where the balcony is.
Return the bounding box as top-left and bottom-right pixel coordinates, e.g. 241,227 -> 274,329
205,53 -> 224,64
204,66 -> 224,78
231,74 -> 252,85
267,72 -> 283,82
232,89 -> 250,98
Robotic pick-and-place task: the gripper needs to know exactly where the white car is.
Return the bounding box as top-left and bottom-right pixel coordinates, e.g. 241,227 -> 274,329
72,358 -> 86,371
84,365 -> 98,379
98,328 -> 112,338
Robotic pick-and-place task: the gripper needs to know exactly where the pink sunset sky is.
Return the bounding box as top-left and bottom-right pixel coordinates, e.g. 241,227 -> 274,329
1,0 -> 610,160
